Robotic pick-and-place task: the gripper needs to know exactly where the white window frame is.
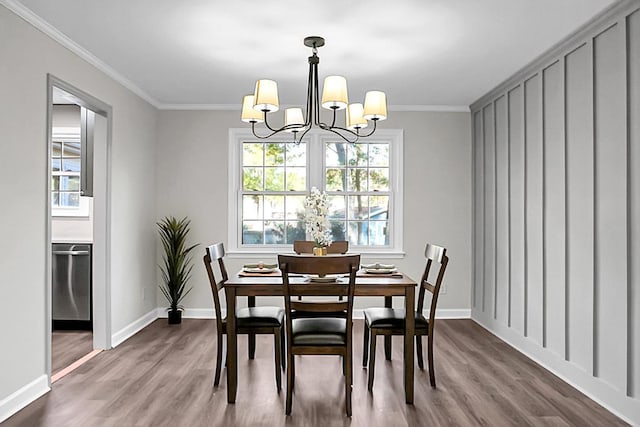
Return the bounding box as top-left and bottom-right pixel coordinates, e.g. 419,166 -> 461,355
51,127 -> 90,217
227,128 -> 404,258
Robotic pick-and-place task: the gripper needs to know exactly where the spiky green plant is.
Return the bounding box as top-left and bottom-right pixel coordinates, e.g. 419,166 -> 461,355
157,216 -> 198,311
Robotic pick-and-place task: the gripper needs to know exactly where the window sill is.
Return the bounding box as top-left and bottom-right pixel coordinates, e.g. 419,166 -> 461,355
226,249 -> 406,259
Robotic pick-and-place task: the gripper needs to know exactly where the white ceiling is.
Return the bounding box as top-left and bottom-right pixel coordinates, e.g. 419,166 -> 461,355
13,0 -> 616,108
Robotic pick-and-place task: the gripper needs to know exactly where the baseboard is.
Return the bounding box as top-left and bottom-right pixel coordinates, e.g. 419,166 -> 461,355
111,308 -> 158,347
471,312 -> 639,426
0,375 -> 49,423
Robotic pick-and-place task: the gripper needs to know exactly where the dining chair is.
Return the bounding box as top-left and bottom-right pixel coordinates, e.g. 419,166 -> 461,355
362,243 -> 448,390
203,243 -> 285,391
278,254 -> 360,416
293,240 -> 349,255
293,240 -> 349,301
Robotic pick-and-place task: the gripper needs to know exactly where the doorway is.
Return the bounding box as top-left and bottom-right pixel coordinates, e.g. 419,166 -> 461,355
46,75 -> 112,383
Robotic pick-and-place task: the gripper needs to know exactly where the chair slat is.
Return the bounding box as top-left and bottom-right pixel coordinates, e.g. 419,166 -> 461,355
290,301 -> 349,312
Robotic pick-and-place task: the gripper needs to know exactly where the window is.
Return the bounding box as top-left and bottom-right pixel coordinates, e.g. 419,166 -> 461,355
51,129 -> 81,209
228,128 -> 404,256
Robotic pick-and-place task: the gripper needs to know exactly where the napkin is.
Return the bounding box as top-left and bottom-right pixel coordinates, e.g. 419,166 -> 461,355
361,263 -> 395,270
243,263 -> 278,269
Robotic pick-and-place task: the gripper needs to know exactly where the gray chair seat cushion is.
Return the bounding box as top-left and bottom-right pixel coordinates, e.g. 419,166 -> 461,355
292,317 -> 346,346
363,308 -> 429,330
231,306 -> 285,328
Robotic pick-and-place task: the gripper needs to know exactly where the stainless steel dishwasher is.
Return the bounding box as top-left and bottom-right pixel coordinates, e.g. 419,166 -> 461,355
52,243 -> 92,330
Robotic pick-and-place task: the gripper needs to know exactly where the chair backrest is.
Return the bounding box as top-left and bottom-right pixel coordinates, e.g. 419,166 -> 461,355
416,243 -> 449,329
203,243 -> 229,329
293,240 -> 349,254
278,254 -> 360,343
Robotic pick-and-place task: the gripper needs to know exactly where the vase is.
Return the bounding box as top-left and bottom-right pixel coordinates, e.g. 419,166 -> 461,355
312,246 -> 328,256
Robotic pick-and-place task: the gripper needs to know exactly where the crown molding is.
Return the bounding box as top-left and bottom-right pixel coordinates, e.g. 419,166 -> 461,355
470,0 -> 640,111
157,103 -> 470,112
1,0 -> 160,108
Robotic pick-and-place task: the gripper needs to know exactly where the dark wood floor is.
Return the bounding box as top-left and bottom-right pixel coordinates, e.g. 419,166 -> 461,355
6,319 -> 626,426
51,330 -> 93,375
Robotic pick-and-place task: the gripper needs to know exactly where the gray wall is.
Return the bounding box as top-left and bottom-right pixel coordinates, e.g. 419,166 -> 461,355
0,3 -> 157,416
471,2 -> 640,423
156,110 -> 473,313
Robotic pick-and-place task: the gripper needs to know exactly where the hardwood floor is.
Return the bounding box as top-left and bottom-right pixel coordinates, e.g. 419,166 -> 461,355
6,319 -> 627,426
51,330 -> 93,375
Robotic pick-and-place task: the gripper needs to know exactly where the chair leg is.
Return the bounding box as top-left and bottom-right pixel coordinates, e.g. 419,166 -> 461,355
367,330 -> 377,391
416,335 -> 424,370
362,322 -> 370,367
345,350 -> 353,417
286,351 -> 294,415
384,335 -> 392,361
214,331 -> 223,387
274,330 -> 282,392
428,334 -> 436,387
280,326 -> 286,371
248,333 -> 256,359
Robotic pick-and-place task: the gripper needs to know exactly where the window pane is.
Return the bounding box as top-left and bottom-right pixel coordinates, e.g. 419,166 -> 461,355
369,144 -> 389,166
326,168 -> 345,191
62,158 -> 80,172
347,168 -> 368,192
326,142 -> 347,166
330,221 -> 346,241
265,195 -> 284,219
243,195 -> 263,219
348,195 -> 369,219
52,192 -> 59,207
52,142 -> 62,158
264,167 -> 284,191
61,176 -> 80,191
243,143 -> 264,166
347,144 -> 367,167
285,167 -> 306,191
243,167 -> 263,191
285,195 -> 305,220
286,143 -> 306,166
328,195 -> 346,219
63,142 -> 81,157
369,168 -> 389,191
286,221 -> 306,243
265,143 -> 285,166
60,192 -> 80,207
369,221 -> 389,246
369,195 -> 389,218
264,221 -> 285,244
52,159 -> 61,172
52,176 -> 59,191
242,221 -> 264,244
348,221 -> 368,245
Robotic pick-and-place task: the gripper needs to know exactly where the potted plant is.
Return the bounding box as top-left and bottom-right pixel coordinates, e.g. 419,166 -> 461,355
157,216 -> 198,324
304,186 -> 333,255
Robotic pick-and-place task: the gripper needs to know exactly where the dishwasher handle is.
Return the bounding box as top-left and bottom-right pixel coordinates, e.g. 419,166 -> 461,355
52,250 -> 90,256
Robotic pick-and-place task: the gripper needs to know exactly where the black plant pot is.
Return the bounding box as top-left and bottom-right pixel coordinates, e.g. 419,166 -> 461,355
168,309 -> 182,325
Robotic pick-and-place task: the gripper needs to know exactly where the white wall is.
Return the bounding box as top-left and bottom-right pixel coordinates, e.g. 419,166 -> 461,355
155,110 -> 472,314
0,4 -> 157,420
471,2 -> 640,424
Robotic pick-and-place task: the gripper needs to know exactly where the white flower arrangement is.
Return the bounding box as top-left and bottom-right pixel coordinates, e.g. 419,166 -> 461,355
304,186 -> 333,247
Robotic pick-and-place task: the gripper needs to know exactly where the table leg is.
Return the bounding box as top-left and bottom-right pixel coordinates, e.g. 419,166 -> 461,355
404,287 -> 415,404
384,296 -> 392,360
248,296 -> 256,359
226,287 -> 238,403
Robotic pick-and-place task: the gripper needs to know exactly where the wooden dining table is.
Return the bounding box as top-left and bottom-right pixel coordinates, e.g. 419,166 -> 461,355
223,270 -> 418,404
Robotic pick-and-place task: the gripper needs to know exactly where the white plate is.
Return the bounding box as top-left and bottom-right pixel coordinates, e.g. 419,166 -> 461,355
307,275 -> 340,283
363,268 -> 397,274
243,267 -> 277,274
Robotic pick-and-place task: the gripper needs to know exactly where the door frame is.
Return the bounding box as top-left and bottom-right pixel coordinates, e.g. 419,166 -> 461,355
45,74 -> 113,381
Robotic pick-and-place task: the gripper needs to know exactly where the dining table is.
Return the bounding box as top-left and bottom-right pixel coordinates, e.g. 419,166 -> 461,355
223,267 -> 418,404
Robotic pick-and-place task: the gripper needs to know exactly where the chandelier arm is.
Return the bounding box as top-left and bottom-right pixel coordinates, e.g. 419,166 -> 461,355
322,126 -> 360,144
313,60 -> 321,126
353,119 -> 378,138
305,57 -> 314,127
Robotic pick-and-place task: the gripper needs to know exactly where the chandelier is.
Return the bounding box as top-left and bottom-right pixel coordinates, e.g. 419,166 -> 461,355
240,36 -> 387,144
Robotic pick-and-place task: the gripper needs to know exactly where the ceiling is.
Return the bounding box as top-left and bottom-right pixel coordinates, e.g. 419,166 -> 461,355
12,0 -> 616,109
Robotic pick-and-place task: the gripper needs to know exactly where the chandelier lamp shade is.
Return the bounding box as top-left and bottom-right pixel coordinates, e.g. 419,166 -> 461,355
240,36 -> 387,144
